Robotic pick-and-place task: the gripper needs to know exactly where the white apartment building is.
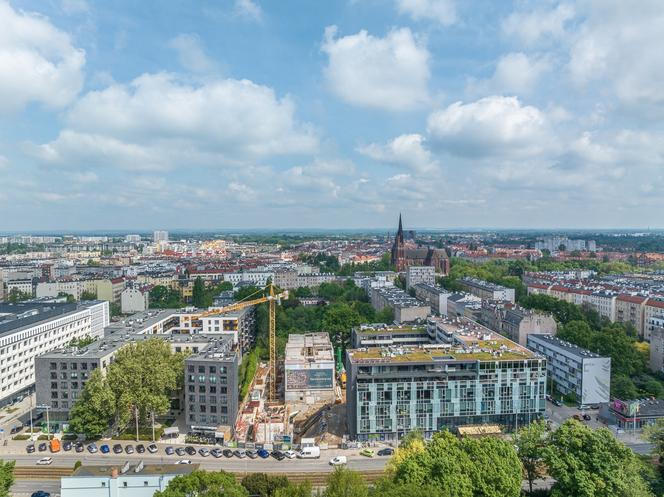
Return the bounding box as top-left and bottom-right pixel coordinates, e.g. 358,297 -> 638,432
0,300 -> 109,406
589,291 -> 617,321
405,266 -> 436,289
120,288 -> 150,314
223,271 -> 274,287
153,230 -> 169,243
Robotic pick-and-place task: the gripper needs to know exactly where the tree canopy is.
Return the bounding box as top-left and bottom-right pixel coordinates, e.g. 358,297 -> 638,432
0,460 -> 14,497
154,470 -> 248,497
68,368 -> 115,438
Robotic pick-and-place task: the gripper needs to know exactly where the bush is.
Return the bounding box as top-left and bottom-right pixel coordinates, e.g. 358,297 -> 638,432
12,434 -> 30,440
37,434 -> 54,440
62,433 -> 78,440
73,460 -> 82,470
115,427 -> 164,441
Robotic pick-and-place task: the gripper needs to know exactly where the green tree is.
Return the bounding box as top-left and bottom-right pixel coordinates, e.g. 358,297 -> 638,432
370,480 -> 438,497
192,276 -> 212,308
514,419 -> 548,496
322,303 -> 362,347
57,292 -> 76,303
68,335 -> 96,348
545,420 -> 654,497
241,473 -> 289,497
110,302 -> 122,317
8,288 -> 31,303
68,369 -> 115,438
644,419 -> 664,471
273,481 -> 312,497
323,467 -> 368,497
0,460 -> 14,497
154,470 -> 248,497
80,290 -> 97,301
375,306 -> 395,324
462,436 -> 521,497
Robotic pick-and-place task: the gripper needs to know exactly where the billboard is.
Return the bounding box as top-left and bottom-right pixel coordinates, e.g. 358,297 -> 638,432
286,368 -> 334,391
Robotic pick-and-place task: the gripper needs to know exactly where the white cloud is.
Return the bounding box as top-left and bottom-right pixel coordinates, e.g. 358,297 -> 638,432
0,1 -> 85,112
502,3 -> 575,45
358,134 -> 438,172
427,96 -> 552,158
169,34 -> 217,74
61,0 -> 89,15
235,0 -> 262,21
32,72 -> 318,170
321,26 -> 430,111
396,0 -> 456,26
469,52 -> 550,95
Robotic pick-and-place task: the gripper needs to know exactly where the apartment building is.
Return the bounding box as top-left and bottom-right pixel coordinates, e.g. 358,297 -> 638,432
459,277 -> 515,303
589,291 -> 618,321
370,287 -> 430,323
644,299 -> 664,342
346,319 -> 546,441
405,266 -> 435,290
200,307 -> 256,352
351,323 -> 430,348
412,283 -> 451,315
527,334 -> 610,406
500,307 -> 557,347
0,300 -> 109,406
223,271 -> 274,287
120,287 -> 150,313
615,294 -> 648,338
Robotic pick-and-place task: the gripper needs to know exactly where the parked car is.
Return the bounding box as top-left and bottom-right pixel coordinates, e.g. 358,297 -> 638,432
583,414 -> 592,421
87,443 -> 98,453
30,491 -> 51,497
271,450 -> 285,461
246,449 -> 258,459
176,447 -> 186,456
257,449 -> 269,459
100,444 -> 110,454
10,424 -> 23,434
136,444 -> 145,454
329,456 -> 347,466
113,444 -> 123,454
176,460 -> 192,465
360,448 -> 375,458
283,450 -> 296,459
125,445 -> 135,454
223,449 -> 234,458
233,449 -> 247,458
26,444 -> 35,453
38,443 -> 47,452
36,457 -> 53,466
199,448 -> 210,457
185,446 -> 196,456
75,442 -> 84,453
211,448 -> 223,458
147,444 -> 158,454
377,447 -> 394,456
165,446 -> 175,455
553,399 -> 563,407
63,441 -> 72,451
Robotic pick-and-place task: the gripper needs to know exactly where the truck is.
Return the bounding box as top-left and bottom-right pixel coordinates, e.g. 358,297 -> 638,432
297,446 -> 320,459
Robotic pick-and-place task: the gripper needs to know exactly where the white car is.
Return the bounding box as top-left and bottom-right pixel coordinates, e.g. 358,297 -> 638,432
283,450 -> 296,459
37,457 -> 53,465
329,456 -> 347,466
147,444 -> 158,454
175,459 -> 192,465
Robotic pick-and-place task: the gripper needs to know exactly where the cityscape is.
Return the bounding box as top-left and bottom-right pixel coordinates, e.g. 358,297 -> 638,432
1,1 -> 664,497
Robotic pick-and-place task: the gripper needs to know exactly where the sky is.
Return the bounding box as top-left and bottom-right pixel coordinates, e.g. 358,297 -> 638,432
0,0 -> 663,231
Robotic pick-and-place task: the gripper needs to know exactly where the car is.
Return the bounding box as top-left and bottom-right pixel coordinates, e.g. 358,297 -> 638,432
257,449 -> 269,459
147,444 -> 158,454
329,456 -> 347,466
553,399 -> 563,407
113,444 -> 123,454
36,457 -> 53,466
573,414 -> 582,421
100,444 -> 110,454
545,394 -> 552,401
271,450 -> 285,461
38,443 -> 47,452
185,446 -> 196,456
26,444 -> 35,454
283,450 -> 296,459
211,448 -> 223,458
125,445 -> 135,454
165,446 -> 175,455
360,448 -> 375,458
63,441 -> 72,451
583,414 -> 592,421
223,449 -> 234,458
75,442 -> 84,453
175,459 -> 192,465
136,444 -> 145,454
31,491 -> 51,497
246,449 -> 258,459
175,447 -> 186,456
590,404 -> 600,410
233,449 -> 247,458
377,448 -> 394,456
87,443 -> 98,453
199,448 -> 210,457
10,424 -> 23,434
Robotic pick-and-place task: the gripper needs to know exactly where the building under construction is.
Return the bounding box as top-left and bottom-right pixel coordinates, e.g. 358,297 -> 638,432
284,333 -> 336,404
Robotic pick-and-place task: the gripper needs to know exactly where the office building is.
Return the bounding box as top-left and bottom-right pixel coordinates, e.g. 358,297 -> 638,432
351,323 -> 429,348
459,277 -> 515,303
124,234 -> 141,243
405,266 -> 435,289
0,301 -> 108,406
412,283 -> 451,315
284,333 -> 336,404
153,231 -> 169,243
370,286 -> 430,323
527,334 -> 610,406
346,319 -> 546,441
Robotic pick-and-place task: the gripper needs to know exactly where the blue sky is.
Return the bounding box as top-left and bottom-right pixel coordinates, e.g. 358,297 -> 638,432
1,0 -> 663,231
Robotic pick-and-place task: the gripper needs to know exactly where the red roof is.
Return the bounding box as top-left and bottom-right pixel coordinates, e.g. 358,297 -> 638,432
617,294 -> 647,304
647,299 -> 664,310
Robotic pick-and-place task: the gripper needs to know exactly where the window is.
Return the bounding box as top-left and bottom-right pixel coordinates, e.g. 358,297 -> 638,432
198,366 -> 205,373
209,366 -> 216,374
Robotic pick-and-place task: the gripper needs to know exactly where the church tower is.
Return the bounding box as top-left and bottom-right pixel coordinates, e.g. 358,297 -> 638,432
391,214 -> 406,271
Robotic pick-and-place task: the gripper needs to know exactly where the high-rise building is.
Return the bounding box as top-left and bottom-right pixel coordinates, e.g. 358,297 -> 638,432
125,234 -> 141,243
153,230 -> 169,243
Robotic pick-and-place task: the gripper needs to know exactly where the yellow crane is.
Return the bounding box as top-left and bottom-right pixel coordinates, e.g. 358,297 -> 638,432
194,283 -> 287,402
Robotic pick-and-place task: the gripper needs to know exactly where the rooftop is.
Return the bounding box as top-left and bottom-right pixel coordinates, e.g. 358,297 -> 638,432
355,323 -> 428,335
527,333 -> 605,359
285,332 -> 334,363
0,301 -> 100,337
104,308 -> 179,335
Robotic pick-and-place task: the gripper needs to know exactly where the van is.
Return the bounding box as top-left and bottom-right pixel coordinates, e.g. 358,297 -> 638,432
49,439 -> 61,453
298,446 -> 320,459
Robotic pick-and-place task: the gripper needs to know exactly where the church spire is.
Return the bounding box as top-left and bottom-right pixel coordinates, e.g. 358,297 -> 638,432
397,213 -> 404,242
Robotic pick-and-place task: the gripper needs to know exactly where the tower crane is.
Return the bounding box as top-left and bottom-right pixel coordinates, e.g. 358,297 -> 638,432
194,283 -> 287,402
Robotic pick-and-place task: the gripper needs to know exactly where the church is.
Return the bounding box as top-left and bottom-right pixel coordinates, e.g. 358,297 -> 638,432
390,214 -> 449,275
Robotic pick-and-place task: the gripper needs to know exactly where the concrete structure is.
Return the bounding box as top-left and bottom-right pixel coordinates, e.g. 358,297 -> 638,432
223,270 -> 274,288
615,294 -> 648,338
645,299 -> 664,342
459,277 -> 515,303
124,234 -> 141,243
120,287 -> 150,314
184,336 -> 239,438
351,323 -> 429,348
405,266 -> 435,290
483,304 -> 557,347
273,270 -> 339,289
153,230 -> 169,243
200,307 -> 256,352
346,318 -> 546,441
649,316 -> 664,373
446,293 -> 481,318
284,333 -> 336,404
589,291 -> 617,322
370,286 -> 430,323
353,272 -> 397,293
61,463 -> 197,497
535,236 -> 597,253
527,334 -> 610,406
412,283 -> 450,315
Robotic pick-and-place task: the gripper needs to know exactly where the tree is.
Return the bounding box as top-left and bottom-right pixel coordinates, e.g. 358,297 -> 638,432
274,481 -> 311,497
461,436 -> 521,497
8,288 -> 31,303
323,467 -> 368,497
322,303 -> 362,347
57,292 -> 76,303
370,480 -> 438,497
514,420 -> 548,495
80,290 -> 97,301
110,302 -> 122,317
241,473 -> 289,497
375,306 -> 394,324
644,419 -> 664,471
68,369 -> 115,438
0,460 -> 14,497
154,470 -> 248,497
68,335 -> 96,348
545,420 -> 654,497
192,276 -> 212,308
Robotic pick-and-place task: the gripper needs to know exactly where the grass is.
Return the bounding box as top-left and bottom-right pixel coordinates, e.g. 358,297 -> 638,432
116,427 -> 164,441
